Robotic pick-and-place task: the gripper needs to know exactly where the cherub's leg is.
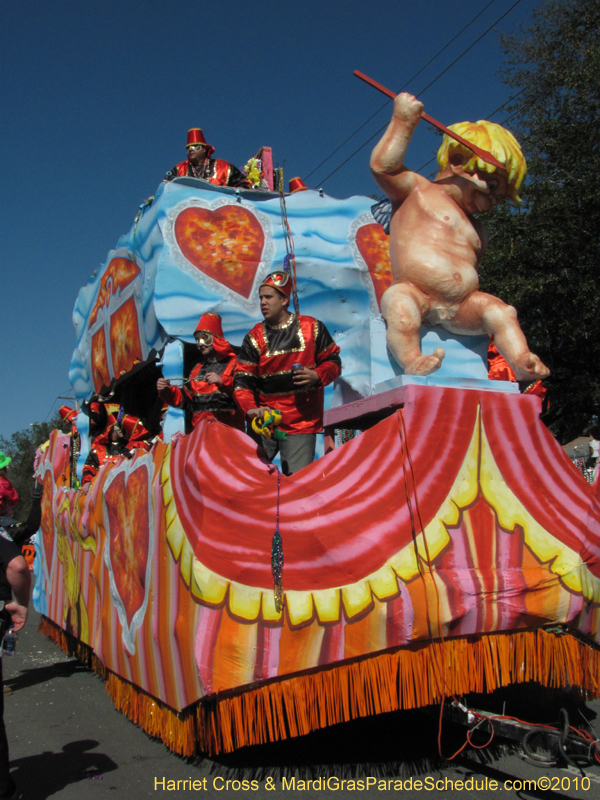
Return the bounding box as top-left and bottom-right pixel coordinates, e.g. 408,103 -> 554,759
446,291 -> 550,381
381,283 -> 445,375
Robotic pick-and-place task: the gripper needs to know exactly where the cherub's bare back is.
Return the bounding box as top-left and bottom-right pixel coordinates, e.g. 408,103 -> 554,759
389,177 -> 483,310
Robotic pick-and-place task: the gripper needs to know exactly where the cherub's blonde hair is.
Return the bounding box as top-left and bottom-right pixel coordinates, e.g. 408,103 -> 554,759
436,120 -> 527,202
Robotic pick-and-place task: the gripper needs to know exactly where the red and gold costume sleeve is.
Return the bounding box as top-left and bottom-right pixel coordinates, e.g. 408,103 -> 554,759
158,382 -> 186,409
162,161 -> 192,182
233,332 -> 260,417
210,159 -> 251,188
313,319 -> 343,387
219,358 -> 236,393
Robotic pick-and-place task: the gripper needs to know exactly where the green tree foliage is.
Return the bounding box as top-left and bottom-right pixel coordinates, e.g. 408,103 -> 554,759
0,414 -> 69,522
479,0 -> 600,443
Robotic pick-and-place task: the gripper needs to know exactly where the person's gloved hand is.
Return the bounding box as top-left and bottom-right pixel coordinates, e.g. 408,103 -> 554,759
30,480 -> 43,500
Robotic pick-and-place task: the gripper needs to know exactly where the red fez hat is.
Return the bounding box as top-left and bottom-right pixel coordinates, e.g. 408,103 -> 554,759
186,127 -> 215,157
59,405 -> 78,423
194,312 -> 237,358
289,176 -> 309,194
118,414 -> 142,439
260,271 -> 292,300
194,312 -> 225,340
103,404 -> 119,428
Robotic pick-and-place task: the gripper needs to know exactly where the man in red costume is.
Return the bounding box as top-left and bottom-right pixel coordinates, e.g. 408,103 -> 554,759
157,313 -> 243,431
234,272 -> 342,475
81,412 -> 147,492
163,127 -> 250,188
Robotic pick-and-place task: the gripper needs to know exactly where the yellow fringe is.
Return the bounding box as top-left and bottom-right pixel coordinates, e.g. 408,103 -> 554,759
39,616 -> 600,757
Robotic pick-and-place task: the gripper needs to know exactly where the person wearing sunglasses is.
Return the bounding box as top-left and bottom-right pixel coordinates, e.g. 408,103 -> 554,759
157,313 -> 243,431
163,127 -> 250,188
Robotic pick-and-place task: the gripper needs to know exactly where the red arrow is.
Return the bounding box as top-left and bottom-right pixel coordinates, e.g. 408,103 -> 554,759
353,70 -> 504,171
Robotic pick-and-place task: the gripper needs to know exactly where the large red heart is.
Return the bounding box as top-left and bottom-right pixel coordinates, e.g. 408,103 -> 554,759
175,205 -> 265,299
105,466 -> 150,628
355,223 -> 393,310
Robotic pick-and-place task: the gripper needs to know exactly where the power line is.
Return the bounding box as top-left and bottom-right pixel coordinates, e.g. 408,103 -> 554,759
316,123 -> 390,188
43,391 -> 75,424
304,0 -> 499,181
413,155 -> 438,177
392,0 -> 500,100
316,0 -> 524,187
499,107 -> 524,127
486,82 -> 531,120
415,0 -> 523,97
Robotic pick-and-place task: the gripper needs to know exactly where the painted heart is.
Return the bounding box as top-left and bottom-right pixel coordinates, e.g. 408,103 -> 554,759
109,295 -> 143,378
175,205 -> 265,299
105,465 -> 150,628
89,258 -> 143,392
90,258 -> 140,326
355,223 -> 393,310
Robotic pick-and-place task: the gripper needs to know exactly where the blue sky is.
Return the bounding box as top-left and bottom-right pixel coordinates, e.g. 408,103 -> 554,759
1,0 -> 539,440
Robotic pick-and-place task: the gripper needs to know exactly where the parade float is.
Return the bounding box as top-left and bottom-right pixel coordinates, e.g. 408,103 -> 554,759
33,115 -> 600,758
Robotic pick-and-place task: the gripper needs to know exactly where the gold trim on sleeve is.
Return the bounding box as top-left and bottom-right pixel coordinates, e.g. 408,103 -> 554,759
247,334 -> 261,355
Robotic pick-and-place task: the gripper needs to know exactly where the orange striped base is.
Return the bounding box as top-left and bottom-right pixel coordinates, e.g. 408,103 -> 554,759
39,616 -> 600,756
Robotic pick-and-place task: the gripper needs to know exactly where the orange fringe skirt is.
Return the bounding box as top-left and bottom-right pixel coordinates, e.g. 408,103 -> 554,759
39,616 -> 600,757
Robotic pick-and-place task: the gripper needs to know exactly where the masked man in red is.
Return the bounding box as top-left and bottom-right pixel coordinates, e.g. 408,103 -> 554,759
163,127 -> 250,188
157,313 -> 243,431
81,412 -> 148,492
234,271 -> 342,475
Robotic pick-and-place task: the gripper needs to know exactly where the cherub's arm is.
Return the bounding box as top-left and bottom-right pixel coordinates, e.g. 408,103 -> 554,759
370,92 -> 423,203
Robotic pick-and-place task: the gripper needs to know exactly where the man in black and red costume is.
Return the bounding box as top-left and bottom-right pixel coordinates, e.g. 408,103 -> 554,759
157,313 -> 243,431
234,271 -> 342,475
81,412 -> 148,492
163,127 -> 250,188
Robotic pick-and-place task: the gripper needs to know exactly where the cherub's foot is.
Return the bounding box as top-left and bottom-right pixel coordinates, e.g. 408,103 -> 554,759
512,352 -> 550,382
404,347 -> 445,376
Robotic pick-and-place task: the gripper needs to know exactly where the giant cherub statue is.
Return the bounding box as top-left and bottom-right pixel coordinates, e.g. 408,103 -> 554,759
370,92 -> 549,381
